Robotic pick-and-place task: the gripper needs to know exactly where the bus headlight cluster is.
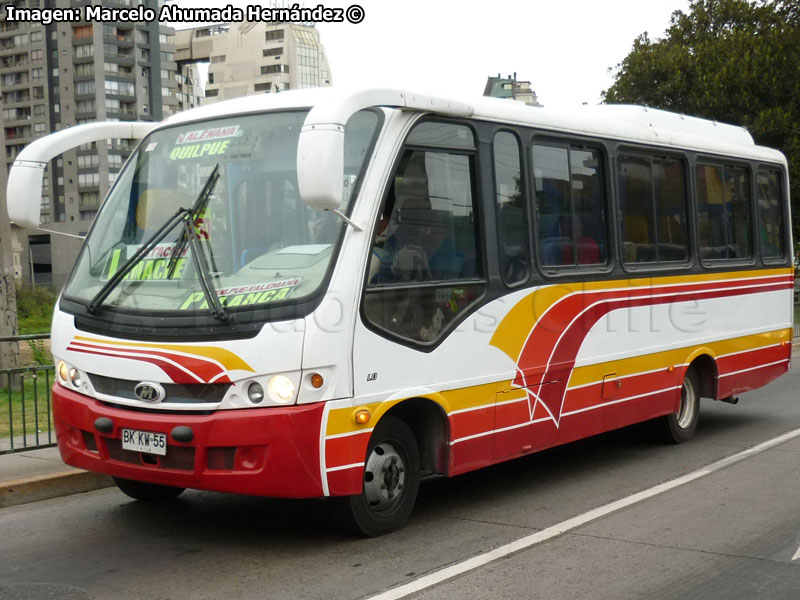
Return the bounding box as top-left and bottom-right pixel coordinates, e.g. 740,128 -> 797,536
267,375 -> 296,404
238,374 -> 299,407
57,360 -> 85,390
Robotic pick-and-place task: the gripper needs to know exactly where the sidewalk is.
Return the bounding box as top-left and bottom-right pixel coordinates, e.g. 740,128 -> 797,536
1,340 -> 798,510
0,446 -> 112,509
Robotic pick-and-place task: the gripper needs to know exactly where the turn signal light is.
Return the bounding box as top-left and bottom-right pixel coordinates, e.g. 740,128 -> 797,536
310,373 -> 324,389
354,409 -> 371,425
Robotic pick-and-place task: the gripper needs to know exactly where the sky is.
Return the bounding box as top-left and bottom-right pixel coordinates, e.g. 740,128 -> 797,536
166,0 -> 692,107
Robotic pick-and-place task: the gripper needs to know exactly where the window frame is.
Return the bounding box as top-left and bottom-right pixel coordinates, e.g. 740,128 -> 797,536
492,128 -> 531,288
755,164 -> 790,266
616,149 -> 692,271
529,135 -> 612,277
694,157 -> 756,267
361,117 -> 488,350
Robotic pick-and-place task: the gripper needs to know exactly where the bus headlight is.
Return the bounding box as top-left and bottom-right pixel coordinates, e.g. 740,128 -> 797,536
58,361 -> 69,383
247,381 -> 265,404
69,368 -> 82,388
267,375 -> 296,404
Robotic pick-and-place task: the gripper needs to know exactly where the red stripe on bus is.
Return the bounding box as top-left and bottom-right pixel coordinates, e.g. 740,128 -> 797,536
325,433 -> 370,470
66,346 -> 211,384
448,406 -> 494,441
517,282 -> 791,426
67,341 -> 229,384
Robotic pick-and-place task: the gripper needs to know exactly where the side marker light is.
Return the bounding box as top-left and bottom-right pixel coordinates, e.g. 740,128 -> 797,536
354,409 -> 371,425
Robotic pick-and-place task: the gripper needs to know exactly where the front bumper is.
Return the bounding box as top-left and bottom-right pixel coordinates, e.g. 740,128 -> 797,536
53,384 -> 326,498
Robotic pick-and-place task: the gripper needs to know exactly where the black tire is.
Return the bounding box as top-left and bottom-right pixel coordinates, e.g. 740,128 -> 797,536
661,366 -> 700,444
113,477 -> 185,502
343,415 -> 420,537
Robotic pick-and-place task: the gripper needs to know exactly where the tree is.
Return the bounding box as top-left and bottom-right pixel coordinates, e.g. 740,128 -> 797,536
604,0 -> 800,247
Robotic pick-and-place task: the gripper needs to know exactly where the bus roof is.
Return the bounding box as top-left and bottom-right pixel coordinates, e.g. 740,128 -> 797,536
161,87 -> 786,165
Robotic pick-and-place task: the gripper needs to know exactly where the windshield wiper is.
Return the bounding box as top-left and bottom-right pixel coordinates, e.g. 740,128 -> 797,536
182,215 -> 229,322
166,164 -> 220,279
86,207 -> 190,314
165,164 -> 228,321
87,165 -> 226,319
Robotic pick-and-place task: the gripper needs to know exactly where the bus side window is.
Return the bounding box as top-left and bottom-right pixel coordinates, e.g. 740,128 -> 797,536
757,169 -> 785,260
697,164 -> 752,261
494,131 -> 528,284
364,141 -> 485,344
533,144 -> 606,268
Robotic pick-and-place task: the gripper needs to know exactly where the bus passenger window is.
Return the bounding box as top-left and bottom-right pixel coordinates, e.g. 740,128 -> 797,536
757,169 -> 785,260
364,135 -> 485,344
697,164 -> 751,261
619,156 -> 688,264
533,144 -> 606,268
620,157 -> 655,263
494,131 -> 528,284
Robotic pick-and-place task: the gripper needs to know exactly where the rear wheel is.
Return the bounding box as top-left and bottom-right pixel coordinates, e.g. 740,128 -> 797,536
661,366 -> 700,443
343,416 -> 420,537
113,477 -> 185,501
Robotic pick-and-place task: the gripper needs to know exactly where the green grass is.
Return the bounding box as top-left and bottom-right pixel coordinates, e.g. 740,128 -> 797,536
0,368 -> 54,441
16,286 -> 56,335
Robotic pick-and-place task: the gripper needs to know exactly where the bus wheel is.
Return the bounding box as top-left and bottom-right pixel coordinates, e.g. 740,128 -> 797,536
662,366 -> 700,443
113,477 -> 185,501
345,416 -> 420,537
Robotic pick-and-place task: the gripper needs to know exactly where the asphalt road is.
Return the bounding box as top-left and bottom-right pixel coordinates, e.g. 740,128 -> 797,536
1,353 -> 799,600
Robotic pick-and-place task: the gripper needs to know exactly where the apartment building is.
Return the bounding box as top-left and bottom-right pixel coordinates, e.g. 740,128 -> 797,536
176,20 -> 332,102
0,0 -> 200,289
2,3 -> 329,289
484,73 -> 542,107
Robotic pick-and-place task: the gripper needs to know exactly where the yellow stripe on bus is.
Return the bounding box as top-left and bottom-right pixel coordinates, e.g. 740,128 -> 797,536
566,329 -> 791,389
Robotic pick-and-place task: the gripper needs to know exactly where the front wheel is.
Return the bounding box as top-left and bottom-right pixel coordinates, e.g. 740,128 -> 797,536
661,366 -> 700,443
113,477 -> 185,502
343,416 -> 420,537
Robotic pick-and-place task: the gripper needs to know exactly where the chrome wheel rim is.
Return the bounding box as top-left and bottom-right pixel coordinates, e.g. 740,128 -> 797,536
363,441 -> 407,515
678,375 -> 697,429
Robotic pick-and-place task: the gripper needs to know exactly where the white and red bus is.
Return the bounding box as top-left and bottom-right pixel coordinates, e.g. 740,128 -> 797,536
7,88 -> 793,535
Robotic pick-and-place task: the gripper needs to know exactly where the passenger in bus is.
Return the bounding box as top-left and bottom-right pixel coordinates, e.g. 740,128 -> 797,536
367,184 -> 395,283
373,152 -> 462,283
541,215 -> 599,265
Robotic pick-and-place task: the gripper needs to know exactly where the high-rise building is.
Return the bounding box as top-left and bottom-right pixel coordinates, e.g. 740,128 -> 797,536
0,0 -> 192,288
175,21 -> 332,102
484,73 -> 542,107
1,3 -> 332,289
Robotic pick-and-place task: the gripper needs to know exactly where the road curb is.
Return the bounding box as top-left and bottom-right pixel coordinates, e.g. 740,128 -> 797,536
0,470 -> 114,509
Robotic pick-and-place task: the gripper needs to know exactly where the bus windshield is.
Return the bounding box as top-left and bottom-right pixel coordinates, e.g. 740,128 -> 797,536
63,109 -> 379,318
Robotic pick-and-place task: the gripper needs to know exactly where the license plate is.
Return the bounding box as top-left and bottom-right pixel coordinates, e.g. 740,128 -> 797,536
121,429 -> 167,456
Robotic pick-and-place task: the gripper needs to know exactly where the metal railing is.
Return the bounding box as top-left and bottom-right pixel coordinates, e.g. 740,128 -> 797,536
0,334 -> 55,455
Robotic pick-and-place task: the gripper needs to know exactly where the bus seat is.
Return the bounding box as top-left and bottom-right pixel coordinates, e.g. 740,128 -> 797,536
541,237 -> 571,266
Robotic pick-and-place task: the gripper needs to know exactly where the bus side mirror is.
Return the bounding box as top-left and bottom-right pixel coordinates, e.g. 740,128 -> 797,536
7,162 -> 46,229
6,121 -> 157,229
297,124 -> 344,211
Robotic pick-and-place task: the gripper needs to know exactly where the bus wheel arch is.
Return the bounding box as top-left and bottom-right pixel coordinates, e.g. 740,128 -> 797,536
385,397 -> 450,477
341,398 -> 448,536
688,353 -> 718,400
344,414 -> 421,536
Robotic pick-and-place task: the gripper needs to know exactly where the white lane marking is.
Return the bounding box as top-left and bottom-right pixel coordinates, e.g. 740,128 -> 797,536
366,426 -> 800,600
792,545 -> 800,561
